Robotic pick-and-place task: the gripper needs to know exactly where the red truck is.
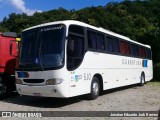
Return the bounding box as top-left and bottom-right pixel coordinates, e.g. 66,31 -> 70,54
0,32 -> 19,98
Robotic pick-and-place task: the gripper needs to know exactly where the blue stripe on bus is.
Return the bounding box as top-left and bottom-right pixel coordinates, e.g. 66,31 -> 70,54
143,59 -> 148,67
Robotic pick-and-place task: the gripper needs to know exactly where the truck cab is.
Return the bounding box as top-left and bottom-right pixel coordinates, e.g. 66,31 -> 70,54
0,32 -> 19,98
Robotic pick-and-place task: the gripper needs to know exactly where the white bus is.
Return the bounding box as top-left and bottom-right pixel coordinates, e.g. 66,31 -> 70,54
16,20 -> 153,99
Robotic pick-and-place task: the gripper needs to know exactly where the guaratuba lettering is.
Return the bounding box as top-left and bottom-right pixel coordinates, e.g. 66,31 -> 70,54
122,59 -> 141,66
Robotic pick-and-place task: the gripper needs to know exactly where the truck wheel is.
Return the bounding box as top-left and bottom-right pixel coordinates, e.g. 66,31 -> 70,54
88,76 -> 100,100
0,80 -> 7,98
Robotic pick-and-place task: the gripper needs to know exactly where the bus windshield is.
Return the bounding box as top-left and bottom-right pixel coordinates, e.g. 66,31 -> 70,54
19,24 -> 65,70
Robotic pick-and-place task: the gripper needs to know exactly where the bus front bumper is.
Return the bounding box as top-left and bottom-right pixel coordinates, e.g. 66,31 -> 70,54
16,84 -> 69,98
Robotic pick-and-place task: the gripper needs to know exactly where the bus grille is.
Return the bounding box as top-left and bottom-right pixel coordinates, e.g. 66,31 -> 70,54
23,79 -> 45,83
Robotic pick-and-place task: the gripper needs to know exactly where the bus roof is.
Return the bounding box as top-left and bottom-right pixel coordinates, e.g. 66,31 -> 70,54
23,20 -> 151,48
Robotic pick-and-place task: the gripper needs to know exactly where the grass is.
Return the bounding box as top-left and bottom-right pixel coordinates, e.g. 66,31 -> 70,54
147,81 -> 160,86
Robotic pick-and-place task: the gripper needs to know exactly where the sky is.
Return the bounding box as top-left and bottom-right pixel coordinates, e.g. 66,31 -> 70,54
0,0 -> 123,21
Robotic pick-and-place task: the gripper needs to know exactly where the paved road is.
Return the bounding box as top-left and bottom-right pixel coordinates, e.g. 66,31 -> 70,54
0,82 -> 159,120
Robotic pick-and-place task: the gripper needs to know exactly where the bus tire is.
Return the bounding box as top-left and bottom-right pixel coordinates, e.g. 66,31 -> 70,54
0,78 -> 7,99
140,73 -> 145,86
88,76 -> 100,100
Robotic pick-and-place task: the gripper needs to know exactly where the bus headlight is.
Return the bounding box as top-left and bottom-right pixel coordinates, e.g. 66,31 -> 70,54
46,78 -> 63,85
16,79 -> 23,84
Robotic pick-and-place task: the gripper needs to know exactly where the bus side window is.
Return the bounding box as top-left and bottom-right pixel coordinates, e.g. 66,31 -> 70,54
131,44 -> 139,57
146,48 -> 151,59
69,25 -> 84,35
120,41 -> 125,54
120,41 -> 130,55
67,37 -> 74,57
97,33 -> 105,50
67,25 -> 85,70
113,38 -> 119,53
139,47 -> 146,58
67,35 -> 84,70
88,31 -> 96,49
68,35 -> 84,57
125,42 -> 130,55
106,36 -> 113,52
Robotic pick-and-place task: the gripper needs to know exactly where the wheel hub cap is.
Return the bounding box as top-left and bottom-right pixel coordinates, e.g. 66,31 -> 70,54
93,82 -> 98,95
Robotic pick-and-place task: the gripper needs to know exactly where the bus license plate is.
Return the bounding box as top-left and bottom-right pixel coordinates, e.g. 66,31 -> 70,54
33,93 -> 41,96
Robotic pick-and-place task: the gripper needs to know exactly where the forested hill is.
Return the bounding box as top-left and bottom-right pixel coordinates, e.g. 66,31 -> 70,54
0,0 -> 160,63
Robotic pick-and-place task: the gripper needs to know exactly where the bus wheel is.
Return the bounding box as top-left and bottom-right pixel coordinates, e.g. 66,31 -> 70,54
88,76 -> 100,100
0,79 -> 7,98
140,73 -> 145,86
